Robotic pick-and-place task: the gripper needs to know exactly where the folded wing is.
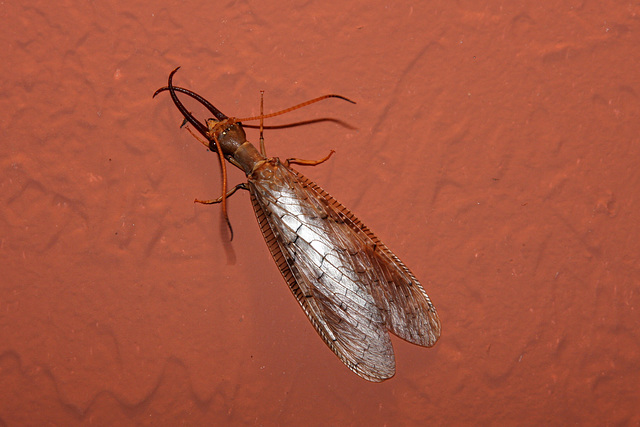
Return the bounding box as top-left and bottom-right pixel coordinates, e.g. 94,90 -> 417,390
248,160 -> 440,381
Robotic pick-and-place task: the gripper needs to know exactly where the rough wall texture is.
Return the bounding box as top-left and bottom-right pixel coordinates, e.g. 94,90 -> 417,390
1,1 -> 639,425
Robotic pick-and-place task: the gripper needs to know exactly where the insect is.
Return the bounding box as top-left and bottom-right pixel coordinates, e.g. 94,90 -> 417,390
154,68 -> 441,382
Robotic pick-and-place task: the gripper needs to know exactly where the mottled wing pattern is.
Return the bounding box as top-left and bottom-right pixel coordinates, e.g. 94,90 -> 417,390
293,169 -> 441,348
248,159 -> 440,381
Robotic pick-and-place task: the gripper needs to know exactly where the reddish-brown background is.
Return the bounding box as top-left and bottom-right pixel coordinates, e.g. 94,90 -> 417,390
1,0 -> 639,425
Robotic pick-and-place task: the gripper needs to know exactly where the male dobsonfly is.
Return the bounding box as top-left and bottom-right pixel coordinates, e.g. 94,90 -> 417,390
153,68 -> 441,382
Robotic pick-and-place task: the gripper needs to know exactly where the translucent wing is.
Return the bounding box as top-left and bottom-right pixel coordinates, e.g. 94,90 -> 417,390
248,159 -> 440,382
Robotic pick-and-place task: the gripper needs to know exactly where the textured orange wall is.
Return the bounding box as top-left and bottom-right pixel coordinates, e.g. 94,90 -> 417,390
1,0 -> 639,425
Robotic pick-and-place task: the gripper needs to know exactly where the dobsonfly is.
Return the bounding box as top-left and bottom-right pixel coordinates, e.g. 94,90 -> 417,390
153,67 -> 441,382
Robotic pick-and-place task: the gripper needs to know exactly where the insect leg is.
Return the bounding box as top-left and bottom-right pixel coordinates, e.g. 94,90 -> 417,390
285,150 -> 335,167
259,90 -> 266,156
182,122 -> 211,150
194,183 -> 249,205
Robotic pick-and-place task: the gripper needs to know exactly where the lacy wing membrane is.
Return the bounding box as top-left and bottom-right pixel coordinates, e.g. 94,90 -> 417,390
248,158 -> 440,381
292,167 -> 441,347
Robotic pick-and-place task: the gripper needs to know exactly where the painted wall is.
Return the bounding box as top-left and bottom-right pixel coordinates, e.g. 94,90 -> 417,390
1,0 -> 638,424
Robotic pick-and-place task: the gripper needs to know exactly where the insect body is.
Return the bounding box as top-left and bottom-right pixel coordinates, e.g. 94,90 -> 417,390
154,68 -> 441,382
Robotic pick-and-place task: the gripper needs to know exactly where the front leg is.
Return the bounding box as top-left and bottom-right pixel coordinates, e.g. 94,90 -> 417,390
195,183 -> 249,205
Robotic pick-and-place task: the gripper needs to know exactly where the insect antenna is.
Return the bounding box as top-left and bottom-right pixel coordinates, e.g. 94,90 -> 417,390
240,93 -> 355,157
236,94 -> 356,123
